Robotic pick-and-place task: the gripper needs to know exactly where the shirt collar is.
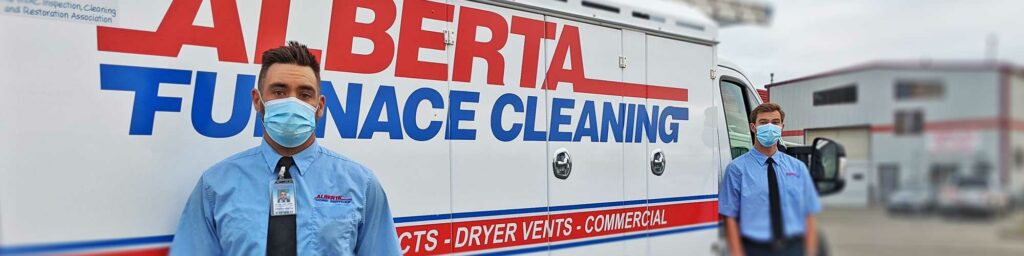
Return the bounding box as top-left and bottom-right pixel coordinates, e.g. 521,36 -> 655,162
749,148 -> 782,167
259,139 -> 320,176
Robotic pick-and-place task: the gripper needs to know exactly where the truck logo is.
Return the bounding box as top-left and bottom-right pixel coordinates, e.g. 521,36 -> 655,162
93,0 -> 692,144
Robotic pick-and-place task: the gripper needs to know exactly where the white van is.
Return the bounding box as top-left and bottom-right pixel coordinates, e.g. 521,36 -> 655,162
0,0 -> 844,255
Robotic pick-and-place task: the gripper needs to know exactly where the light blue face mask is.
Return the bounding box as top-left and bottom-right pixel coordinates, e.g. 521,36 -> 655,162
755,123 -> 782,147
259,95 -> 318,148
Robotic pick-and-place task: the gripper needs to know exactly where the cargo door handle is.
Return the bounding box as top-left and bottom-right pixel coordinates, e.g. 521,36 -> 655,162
553,148 -> 572,180
651,149 -> 666,176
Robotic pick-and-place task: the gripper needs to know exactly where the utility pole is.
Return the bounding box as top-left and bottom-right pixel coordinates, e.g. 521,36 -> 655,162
986,33 -> 998,62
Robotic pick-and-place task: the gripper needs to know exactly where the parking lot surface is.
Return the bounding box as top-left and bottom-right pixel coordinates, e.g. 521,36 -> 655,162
818,207 -> 1024,256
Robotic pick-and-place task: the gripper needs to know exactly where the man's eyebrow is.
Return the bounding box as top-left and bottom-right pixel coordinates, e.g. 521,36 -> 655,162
298,84 -> 318,92
267,83 -> 287,89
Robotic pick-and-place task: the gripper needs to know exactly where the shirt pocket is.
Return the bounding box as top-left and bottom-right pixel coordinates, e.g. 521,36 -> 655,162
312,204 -> 361,255
740,177 -> 769,203
785,175 -> 806,212
784,174 -> 805,195
215,205 -> 263,253
218,216 -> 261,254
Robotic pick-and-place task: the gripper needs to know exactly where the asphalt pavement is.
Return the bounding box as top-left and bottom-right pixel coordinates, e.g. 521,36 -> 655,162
817,207 -> 1024,256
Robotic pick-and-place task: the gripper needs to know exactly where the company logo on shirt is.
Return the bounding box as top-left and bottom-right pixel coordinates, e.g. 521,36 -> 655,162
315,194 -> 352,204
785,172 -> 798,177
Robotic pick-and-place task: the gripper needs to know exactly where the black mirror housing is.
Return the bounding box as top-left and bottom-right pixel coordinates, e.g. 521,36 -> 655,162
782,138 -> 847,196
811,138 -> 846,195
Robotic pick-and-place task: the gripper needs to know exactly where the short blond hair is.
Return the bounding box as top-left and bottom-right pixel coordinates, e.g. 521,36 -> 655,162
749,103 -> 785,123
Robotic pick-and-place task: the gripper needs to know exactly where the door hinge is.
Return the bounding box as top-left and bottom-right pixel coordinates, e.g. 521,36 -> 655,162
444,29 -> 456,46
619,56 -> 627,69
710,69 -> 717,80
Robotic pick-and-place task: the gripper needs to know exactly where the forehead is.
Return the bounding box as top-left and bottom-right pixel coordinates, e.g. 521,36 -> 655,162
755,111 -> 782,120
264,63 -> 318,86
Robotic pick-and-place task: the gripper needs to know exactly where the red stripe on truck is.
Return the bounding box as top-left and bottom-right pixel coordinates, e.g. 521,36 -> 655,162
66,247 -> 169,256
396,201 -> 717,255
578,78 -> 689,102
96,0 -> 690,103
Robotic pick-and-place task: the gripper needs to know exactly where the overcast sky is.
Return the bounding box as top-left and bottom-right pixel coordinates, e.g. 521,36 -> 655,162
717,0 -> 1024,88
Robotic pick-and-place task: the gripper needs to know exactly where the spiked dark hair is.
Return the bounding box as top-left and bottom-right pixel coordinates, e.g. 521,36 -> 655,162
257,41 -> 320,91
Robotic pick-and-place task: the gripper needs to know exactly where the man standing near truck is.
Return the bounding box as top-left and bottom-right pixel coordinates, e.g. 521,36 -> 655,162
170,41 -> 402,256
719,103 -> 822,256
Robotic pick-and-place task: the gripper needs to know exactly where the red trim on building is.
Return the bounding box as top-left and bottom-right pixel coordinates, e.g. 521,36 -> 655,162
870,125 -> 896,133
864,118 -> 1004,134
782,130 -> 804,137
923,118 -> 1002,131
756,89 -> 769,103
1012,120 -> 1024,132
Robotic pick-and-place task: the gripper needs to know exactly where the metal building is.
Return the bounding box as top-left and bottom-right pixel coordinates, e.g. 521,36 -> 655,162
767,61 -> 1024,210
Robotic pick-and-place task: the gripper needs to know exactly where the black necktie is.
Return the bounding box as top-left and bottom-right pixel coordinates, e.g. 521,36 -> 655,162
766,157 -> 785,243
267,156 -> 296,256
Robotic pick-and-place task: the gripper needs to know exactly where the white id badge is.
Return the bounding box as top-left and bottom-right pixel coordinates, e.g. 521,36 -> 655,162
271,180 -> 296,216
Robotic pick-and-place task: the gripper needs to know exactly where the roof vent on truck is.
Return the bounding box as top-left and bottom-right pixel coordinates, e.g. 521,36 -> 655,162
491,0 -> 717,43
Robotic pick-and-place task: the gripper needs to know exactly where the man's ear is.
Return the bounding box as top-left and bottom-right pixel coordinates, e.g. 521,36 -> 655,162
251,89 -> 263,113
316,95 -> 326,118
750,123 -> 757,134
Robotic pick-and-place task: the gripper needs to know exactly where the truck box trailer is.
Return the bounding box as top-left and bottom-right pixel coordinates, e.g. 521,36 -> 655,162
0,0 -> 844,255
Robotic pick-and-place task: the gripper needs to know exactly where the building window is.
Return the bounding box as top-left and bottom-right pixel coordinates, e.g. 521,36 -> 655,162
895,110 -> 923,135
895,79 -> 944,100
813,84 -> 857,106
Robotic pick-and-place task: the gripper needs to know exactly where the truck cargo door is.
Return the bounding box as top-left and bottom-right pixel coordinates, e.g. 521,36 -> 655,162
621,28 -> 650,254
544,16 -> 626,255
643,35 -> 719,255
446,1 -> 551,255
382,0 -> 453,254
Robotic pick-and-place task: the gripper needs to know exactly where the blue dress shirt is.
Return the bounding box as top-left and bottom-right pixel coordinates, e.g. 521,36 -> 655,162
170,141 -> 401,255
719,149 -> 822,242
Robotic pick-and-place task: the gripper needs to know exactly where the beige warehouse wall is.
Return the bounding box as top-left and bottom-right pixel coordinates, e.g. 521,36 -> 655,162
805,127 -> 871,207
1010,71 -> 1024,197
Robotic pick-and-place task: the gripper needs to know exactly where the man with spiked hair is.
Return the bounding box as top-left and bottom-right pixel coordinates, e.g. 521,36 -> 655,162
171,41 -> 401,256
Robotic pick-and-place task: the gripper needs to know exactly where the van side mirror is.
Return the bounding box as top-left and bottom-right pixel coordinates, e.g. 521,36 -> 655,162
810,138 -> 846,195
782,138 -> 846,195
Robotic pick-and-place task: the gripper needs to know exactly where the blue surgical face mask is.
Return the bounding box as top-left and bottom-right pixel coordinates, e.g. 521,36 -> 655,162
755,123 -> 782,147
259,94 -> 318,148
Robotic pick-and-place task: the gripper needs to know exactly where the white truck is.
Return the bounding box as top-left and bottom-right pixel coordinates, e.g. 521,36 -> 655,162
0,0 -> 844,255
